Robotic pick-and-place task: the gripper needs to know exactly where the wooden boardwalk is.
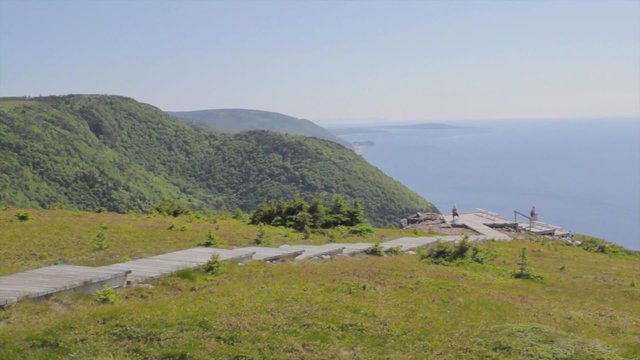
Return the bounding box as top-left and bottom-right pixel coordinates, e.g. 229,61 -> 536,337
279,244 -> 347,260
3,208 -> 536,307
231,247 -> 305,262
102,247 -> 255,285
0,265 -> 129,307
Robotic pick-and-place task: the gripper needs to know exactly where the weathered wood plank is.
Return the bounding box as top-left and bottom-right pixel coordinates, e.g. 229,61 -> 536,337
232,247 -> 304,262
0,265 -> 129,308
102,247 -> 255,285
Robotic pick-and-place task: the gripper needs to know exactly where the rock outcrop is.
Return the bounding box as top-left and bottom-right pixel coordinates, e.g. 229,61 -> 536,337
400,212 -> 445,228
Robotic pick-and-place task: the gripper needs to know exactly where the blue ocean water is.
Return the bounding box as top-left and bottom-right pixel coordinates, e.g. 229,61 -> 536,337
337,119 -> 640,250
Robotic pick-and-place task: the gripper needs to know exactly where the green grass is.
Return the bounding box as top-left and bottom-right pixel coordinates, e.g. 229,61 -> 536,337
0,209 -> 434,275
0,210 -> 638,359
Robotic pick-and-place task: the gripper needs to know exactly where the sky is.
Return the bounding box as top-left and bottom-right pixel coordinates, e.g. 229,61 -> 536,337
0,0 -> 639,123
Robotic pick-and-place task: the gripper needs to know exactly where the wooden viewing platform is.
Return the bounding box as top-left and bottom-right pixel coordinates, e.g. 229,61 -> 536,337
443,211 -> 513,241
518,222 -> 571,237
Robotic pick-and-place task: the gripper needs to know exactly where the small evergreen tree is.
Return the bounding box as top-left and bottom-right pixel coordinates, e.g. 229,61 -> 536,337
284,195 -> 309,228
232,208 -> 248,221
308,195 -> 328,228
346,199 -> 365,226
94,230 -> 109,250
328,195 -> 349,227
302,225 -> 312,240
202,231 -> 221,247
292,211 -> 313,231
512,248 -> 544,281
254,225 -> 271,246
250,201 -> 277,225
517,248 -> 529,274
95,285 -> 117,304
204,254 -> 223,274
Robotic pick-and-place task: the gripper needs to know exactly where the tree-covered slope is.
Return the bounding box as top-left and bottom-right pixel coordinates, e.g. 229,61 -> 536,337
0,95 -> 435,225
170,108 -> 351,148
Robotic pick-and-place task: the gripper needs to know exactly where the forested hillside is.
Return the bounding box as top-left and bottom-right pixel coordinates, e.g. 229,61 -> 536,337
170,108 -> 351,148
0,95 -> 435,225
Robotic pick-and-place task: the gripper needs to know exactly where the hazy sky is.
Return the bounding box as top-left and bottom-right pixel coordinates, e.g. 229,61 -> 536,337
1,0 -> 638,123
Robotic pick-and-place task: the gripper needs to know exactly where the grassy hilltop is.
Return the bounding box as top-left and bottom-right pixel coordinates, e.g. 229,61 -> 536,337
0,95 -> 434,226
0,209 -> 638,359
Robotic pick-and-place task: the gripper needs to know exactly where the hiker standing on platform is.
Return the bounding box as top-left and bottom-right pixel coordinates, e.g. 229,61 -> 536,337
530,206 -> 538,222
452,205 -> 459,224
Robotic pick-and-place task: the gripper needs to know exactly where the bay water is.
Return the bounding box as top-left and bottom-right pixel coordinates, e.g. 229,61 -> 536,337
336,118 -> 640,250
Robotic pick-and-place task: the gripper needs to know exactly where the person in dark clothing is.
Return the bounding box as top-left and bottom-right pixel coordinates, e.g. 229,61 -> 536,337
530,206 -> 538,222
452,205 -> 459,223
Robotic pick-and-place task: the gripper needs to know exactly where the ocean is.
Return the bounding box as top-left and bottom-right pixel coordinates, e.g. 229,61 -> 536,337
334,118 -> 640,250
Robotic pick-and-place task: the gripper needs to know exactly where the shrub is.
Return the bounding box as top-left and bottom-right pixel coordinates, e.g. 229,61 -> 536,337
470,243 -> 497,264
348,224 -> 374,236
232,208 -> 249,222
421,240 -> 468,265
175,269 -> 198,282
385,246 -> 402,255
95,285 -> 117,304
16,211 -> 31,221
365,243 -> 385,256
420,239 -> 491,266
574,234 -> 628,255
154,199 -> 191,217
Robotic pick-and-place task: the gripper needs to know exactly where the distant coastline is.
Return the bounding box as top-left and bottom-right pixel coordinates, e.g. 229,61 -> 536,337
330,122 -> 460,136
351,140 -> 375,154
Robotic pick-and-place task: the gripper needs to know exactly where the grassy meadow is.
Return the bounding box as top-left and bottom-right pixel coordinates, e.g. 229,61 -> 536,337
0,208 -> 431,276
0,209 -> 639,359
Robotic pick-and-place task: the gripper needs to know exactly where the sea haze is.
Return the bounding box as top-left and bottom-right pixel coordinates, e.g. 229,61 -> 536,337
335,118 -> 640,250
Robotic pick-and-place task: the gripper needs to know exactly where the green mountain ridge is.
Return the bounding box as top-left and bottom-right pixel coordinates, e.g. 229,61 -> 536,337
0,95 -> 436,225
170,108 -> 351,148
